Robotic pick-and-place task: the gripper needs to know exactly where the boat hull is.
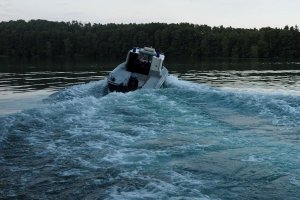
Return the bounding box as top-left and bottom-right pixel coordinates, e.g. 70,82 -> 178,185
106,47 -> 168,93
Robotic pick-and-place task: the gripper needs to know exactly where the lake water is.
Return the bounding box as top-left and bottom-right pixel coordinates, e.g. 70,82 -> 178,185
1,61 -> 300,199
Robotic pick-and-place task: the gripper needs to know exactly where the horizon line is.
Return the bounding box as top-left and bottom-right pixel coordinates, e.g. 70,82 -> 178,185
1,19 -> 299,30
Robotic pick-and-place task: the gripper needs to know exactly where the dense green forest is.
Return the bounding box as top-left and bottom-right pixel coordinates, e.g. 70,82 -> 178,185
0,20 -> 299,60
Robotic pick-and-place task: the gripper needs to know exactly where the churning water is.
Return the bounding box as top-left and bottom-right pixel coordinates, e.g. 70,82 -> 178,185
1,68 -> 300,199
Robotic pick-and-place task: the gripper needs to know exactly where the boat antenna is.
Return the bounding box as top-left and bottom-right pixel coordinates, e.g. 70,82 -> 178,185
156,50 -> 160,57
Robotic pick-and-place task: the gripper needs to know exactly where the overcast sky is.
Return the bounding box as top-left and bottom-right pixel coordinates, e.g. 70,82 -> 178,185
0,0 -> 299,28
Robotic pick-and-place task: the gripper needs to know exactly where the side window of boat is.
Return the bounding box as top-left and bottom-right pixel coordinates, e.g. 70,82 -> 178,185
127,52 -> 138,71
139,54 -> 152,63
147,55 -> 152,63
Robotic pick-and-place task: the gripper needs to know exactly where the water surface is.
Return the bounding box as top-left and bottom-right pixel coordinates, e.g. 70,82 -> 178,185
0,61 -> 300,199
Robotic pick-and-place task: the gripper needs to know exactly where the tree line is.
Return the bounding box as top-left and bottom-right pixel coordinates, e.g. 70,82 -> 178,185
0,20 -> 299,60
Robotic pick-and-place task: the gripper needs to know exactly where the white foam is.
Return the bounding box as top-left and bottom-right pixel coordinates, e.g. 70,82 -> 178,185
241,155 -> 264,162
60,169 -> 83,177
165,75 -> 212,92
103,148 -> 156,165
45,80 -> 107,103
108,173 -> 212,200
220,86 -> 300,97
289,177 -> 300,187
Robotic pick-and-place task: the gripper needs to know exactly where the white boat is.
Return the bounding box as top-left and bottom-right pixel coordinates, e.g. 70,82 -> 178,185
107,47 -> 168,92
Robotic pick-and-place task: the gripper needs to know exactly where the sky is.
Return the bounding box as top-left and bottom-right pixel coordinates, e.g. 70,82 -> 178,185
0,0 -> 299,28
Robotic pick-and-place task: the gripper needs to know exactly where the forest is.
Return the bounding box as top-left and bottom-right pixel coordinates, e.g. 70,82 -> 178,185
0,20 -> 299,60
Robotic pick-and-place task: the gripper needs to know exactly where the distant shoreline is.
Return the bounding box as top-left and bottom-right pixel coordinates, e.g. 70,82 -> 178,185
0,20 -> 299,62
1,57 -> 300,73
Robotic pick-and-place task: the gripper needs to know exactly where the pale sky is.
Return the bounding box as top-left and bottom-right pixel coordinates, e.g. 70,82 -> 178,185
0,0 -> 299,28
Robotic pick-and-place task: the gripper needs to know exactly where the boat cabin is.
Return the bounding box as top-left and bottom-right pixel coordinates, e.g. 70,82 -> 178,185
126,47 -> 165,76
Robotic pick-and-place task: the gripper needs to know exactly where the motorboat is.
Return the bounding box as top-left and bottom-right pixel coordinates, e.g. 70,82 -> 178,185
107,47 -> 168,93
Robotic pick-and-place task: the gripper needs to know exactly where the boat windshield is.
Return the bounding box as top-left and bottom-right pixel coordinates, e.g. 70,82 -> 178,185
127,52 -> 152,75
138,53 -> 152,63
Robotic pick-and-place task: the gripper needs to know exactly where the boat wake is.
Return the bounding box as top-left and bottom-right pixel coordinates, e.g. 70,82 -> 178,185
44,80 -> 108,103
1,76 -> 300,199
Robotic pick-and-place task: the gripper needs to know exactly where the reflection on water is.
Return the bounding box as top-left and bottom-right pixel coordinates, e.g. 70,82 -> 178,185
1,60 -> 300,93
175,70 -> 300,96
0,61 -> 299,114
1,70 -> 299,95
0,60 -> 105,114
0,71 -> 108,94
